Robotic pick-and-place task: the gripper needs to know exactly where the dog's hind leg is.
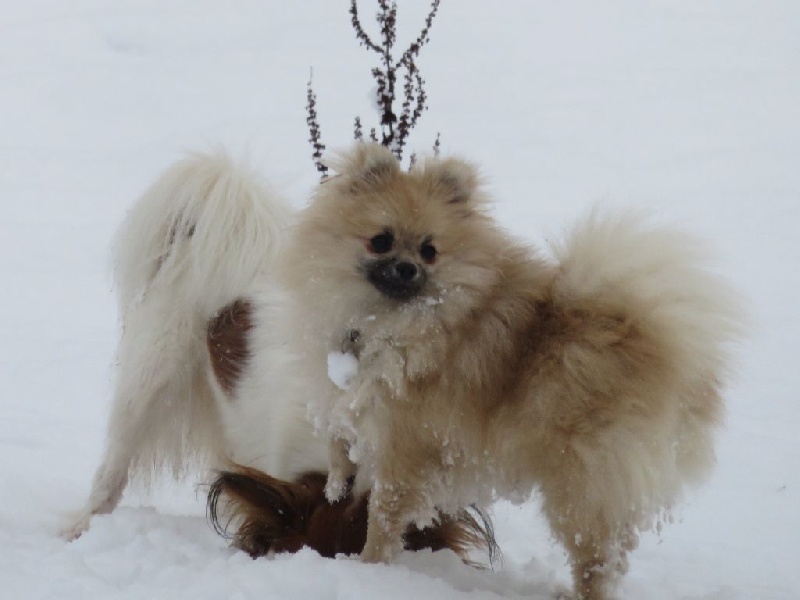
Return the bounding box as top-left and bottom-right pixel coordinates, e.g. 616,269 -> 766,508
61,303 -> 204,540
61,409 -> 141,540
539,474 -> 626,600
537,438 -> 649,600
61,396 -> 154,539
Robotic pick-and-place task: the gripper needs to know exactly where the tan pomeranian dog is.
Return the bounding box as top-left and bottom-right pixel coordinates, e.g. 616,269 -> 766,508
282,142 -> 742,600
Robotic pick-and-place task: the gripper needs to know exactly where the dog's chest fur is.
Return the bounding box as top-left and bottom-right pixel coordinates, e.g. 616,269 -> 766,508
346,246 -> 657,514
347,258 -> 568,503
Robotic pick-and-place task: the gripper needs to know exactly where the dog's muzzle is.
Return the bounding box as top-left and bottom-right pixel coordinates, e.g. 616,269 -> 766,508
365,257 -> 426,301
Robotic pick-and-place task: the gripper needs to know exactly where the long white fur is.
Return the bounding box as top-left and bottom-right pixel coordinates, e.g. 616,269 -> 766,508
215,282 -> 329,480
62,151 -> 324,539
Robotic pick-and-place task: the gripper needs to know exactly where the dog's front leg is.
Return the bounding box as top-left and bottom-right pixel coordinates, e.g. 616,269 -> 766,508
360,480 -> 411,563
325,436 -> 356,503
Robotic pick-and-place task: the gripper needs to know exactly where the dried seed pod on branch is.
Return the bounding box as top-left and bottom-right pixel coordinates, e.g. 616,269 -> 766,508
306,0 -> 442,177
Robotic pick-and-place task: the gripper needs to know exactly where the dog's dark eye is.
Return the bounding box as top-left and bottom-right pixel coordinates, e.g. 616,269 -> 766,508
420,240 -> 437,264
368,231 -> 394,254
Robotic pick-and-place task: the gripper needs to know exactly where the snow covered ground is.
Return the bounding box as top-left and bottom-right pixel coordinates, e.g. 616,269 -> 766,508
2,1 -> 799,598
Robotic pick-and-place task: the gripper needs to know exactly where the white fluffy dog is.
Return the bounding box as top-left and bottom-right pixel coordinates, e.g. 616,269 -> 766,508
62,153 -> 327,541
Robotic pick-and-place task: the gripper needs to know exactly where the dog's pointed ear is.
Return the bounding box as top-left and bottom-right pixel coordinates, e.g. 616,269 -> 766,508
425,157 -> 483,208
330,142 -> 400,185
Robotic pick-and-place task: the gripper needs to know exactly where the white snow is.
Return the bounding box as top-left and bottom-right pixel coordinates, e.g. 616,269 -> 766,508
2,1 -> 799,599
327,351 -> 359,391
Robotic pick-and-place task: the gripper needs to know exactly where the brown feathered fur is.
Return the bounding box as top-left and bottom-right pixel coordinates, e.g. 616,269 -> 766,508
278,143 -> 742,600
207,465 -> 497,563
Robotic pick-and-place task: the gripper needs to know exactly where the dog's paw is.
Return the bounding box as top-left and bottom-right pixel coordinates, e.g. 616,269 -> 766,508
326,437 -> 357,503
360,540 -> 394,564
324,474 -> 349,503
58,511 -> 92,542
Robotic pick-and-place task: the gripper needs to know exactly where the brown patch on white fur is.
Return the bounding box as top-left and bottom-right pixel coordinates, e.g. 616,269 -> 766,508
207,299 -> 253,396
207,465 -> 498,563
281,143 -> 742,600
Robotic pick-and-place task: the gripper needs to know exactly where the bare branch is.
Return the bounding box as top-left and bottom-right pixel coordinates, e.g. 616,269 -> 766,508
354,116 -> 364,141
306,72 -> 328,178
376,0 -> 397,55
349,0 -> 381,53
398,0 -> 441,68
311,0 -> 442,172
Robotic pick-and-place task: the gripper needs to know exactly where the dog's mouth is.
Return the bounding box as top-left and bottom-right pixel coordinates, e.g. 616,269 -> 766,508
364,257 -> 427,301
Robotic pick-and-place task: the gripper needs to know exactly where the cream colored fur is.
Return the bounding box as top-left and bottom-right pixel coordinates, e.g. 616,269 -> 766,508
284,143 -> 742,600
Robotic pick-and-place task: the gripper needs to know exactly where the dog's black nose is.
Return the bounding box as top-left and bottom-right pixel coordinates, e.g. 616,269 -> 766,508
393,261 -> 419,282
365,258 -> 426,300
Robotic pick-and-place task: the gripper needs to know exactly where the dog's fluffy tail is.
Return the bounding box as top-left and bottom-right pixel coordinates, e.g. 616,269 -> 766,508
550,211 -> 743,508
208,465 -> 499,565
552,210 -> 742,389
116,151 -> 290,317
